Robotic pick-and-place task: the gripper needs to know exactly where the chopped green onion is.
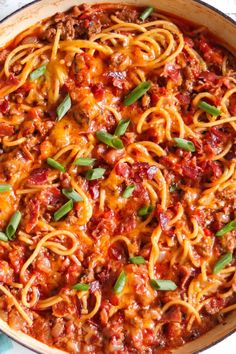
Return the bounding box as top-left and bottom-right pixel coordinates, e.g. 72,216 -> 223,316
213,253 -> 233,274
113,270 -> 127,294
47,157 -> 65,172
129,256 -> 145,264
30,64 -> 47,81
122,185 -> 135,199
197,101 -> 221,117
216,220 -> 236,237
6,211 -> 21,240
150,279 -> 177,291
173,138 -> 195,152
0,232 -> 8,242
62,188 -> 83,202
72,283 -> 90,291
140,7 -> 154,21
0,184 -> 12,193
96,131 -> 124,149
114,119 -> 130,136
169,183 -> 178,193
74,157 -> 96,166
54,199 -> 73,221
138,205 -> 153,217
56,94 -> 71,121
85,168 -> 106,181
124,81 -> 151,106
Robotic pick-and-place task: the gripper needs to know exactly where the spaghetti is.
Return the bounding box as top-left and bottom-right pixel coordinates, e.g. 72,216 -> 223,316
0,3 -> 235,353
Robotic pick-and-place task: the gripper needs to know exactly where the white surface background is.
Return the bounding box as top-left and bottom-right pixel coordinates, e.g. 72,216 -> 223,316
0,0 -> 235,353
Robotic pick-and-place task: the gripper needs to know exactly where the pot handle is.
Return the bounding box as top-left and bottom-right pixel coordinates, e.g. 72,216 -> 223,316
0,332 -> 13,353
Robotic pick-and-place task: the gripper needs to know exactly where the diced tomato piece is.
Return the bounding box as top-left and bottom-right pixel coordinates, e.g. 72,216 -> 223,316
108,242 -> 127,261
116,213 -> 137,234
0,260 -> 14,284
9,247 -> 25,273
132,162 -> 157,182
91,84 -> 105,100
27,168 -> 49,185
40,187 -> 62,206
199,160 -> 223,181
17,82 -> 31,93
198,37 -> 223,65
65,264 -> 82,285
0,122 -> 14,137
149,85 -> 166,106
0,99 -> 10,114
183,114 -> 193,125
182,164 -> 200,180
204,228 -> 214,236
199,70 -> 218,83
24,197 -> 40,233
6,74 -> 19,85
88,210 -> 117,239
162,306 -> 182,322
109,293 -> 119,306
176,93 -> 191,106
115,162 -> 132,179
163,63 -> 181,82
28,108 -> 40,119
88,181 -> 100,200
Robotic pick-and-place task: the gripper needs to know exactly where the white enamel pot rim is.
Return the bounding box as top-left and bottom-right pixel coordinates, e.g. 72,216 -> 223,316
0,1 -> 235,353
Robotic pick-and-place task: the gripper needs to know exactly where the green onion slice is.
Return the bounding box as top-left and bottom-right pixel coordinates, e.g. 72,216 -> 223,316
72,283 -> 90,291
56,94 -> 71,121
74,157 -> 96,166
138,205 -> 153,217
85,168 -> 106,181
213,253 -> 233,274
6,211 -> 21,240
47,157 -> 65,172
30,64 -> 47,81
216,220 -> 236,237
122,185 -> 135,199
124,81 -> 151,106
54,199 -> 73,221
169,183 -> 178,193
114,119 -> 130,137
198,101 -> 221,117
0,232 -> 8,242
62,188 -> 83,202
140,7 -> 154,21
150,279 -> 177,291
113,270 -> 127,294
173,137 -> 195,152
0,184 -> 12,193
129,256 -> 145,264
96,131 -> 124,149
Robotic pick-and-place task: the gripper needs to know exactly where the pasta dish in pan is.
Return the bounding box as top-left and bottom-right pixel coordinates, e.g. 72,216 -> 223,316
0,3 -> 236,353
